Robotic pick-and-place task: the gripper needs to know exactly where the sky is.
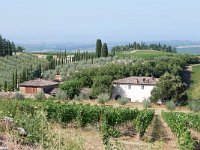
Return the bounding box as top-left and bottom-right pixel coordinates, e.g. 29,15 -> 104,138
0,0 -> 200,43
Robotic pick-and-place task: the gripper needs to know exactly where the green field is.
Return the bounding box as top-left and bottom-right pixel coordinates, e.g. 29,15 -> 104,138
187,65 -> 200,100
116,50 -> 177,59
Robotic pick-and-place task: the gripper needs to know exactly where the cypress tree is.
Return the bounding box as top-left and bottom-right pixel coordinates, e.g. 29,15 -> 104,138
101,43 -> 108,57
15,69 -> 18,89
95,39 -> 102,58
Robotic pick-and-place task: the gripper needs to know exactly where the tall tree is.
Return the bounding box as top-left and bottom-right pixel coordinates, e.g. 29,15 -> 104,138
95,39 -> 102,58
101,43 -> 108,57
150,73 -> 187,103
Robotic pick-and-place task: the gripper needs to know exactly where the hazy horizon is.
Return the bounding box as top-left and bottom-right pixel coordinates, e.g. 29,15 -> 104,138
0,0 -> 200,44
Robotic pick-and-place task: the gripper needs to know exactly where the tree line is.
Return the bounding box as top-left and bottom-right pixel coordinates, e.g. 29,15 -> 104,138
0,35 -> 25,57
111,42 -> 176,53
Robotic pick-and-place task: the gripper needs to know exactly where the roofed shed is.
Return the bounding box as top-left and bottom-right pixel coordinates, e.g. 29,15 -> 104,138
18,78 -> 59,94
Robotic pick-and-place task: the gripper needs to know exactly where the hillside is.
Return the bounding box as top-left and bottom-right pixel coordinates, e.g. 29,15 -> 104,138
0,53 -> 47,91
187,64 -> 200,100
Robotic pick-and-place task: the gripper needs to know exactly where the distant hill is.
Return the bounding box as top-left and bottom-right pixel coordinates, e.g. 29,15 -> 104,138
17,40 -> 200,54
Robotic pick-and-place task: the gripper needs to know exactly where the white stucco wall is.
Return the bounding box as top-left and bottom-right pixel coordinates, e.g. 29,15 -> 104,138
112,84 -> 155,102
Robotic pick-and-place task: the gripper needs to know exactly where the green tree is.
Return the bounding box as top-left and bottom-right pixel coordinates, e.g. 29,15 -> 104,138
150,73 -> 187,103
60,80 -> 80,99
95,39 -> 102,58
101,43 -> 108,57
16,46 -> 25,52
46,54 -> 53,62
92,75 -> 112,96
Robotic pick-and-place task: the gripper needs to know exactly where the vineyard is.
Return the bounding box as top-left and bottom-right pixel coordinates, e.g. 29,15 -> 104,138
161,111 -> 200,150
0,100 -> 154,149
0,99 -> 200,149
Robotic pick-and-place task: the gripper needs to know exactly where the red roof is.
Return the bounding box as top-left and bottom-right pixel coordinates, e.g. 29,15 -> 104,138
18,78 -> 59,87
113,76 -> 158,85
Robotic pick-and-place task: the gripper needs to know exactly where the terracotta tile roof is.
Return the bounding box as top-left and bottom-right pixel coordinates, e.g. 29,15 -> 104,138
18,78 -> 59,87
113,76 -> 158,85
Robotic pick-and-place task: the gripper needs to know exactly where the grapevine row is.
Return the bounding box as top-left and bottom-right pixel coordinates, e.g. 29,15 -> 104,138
161,111 -> 196,150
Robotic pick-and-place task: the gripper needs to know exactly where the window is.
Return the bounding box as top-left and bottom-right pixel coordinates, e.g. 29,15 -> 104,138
141,85 -> 144,90
128,85 -> 131,90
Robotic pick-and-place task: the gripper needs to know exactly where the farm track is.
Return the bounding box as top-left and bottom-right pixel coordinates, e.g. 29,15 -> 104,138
183,64 -> 200,88
143,115 -> 178,150
190,129 -> 200,150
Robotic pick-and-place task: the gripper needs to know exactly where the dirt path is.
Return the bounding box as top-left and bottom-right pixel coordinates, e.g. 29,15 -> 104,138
143,115 -> 178,150
183,64 -> 200,88
190,129 -> 200,150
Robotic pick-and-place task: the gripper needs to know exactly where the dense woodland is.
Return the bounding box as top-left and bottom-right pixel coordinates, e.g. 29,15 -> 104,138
0,35 -> 24,56
111,42 -> 177,53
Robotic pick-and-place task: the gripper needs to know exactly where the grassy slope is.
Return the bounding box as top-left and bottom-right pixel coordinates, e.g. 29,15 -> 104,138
187,65 -> 200,100
116,50 -> 177,59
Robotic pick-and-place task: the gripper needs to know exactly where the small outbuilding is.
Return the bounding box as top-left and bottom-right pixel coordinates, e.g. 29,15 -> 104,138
18,78 -> 59,95
112,76 -> 158,102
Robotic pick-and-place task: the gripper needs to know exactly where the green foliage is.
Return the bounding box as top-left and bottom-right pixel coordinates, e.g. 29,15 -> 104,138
96,39 -> 102,58
116,50 -> 177,59
0,100 -> 156,147
77,74 -> 93,88
0,35 -> 16,56
101,43 -> 108,57
187,65 -> 200,100
46,54 -> 53,61
16,110 -> 50,145
16,46 -> 25,52
74,93 -> 86,101
150,73 -> 187,103
188,99 -> 200,112
97,93 -> 110,104
166,101 -> 176,111
0,53 -> 47,91
161,111 -> 196,150
112,42 -> 176,53
34,92 -> 46,100
143,99 -> 151,108
92,75 -> 112,96
135,110 -> 155,136
60,80 -> 80,99
55,90 -> 68,100
117,97 -> 129,105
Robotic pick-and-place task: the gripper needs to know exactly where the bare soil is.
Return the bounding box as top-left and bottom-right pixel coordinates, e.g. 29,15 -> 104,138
190,129 -> 200,150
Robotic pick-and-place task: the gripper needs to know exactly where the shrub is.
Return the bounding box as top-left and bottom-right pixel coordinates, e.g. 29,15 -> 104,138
74,93 -> 88,101
55,90 -> 68,100
118,97 -> 129,105
143,99 -> 151,108
14,92 -> 24,100
166,101 -> 176,111
97,93 -> 110,104
188,100 -> 200,112
34,92 -> 46,100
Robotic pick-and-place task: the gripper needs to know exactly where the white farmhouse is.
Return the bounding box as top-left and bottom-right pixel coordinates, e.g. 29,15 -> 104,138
112,76 -> 158,102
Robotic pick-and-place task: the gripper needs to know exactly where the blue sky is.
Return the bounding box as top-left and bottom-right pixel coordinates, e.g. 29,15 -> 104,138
0,0 -> 200,43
